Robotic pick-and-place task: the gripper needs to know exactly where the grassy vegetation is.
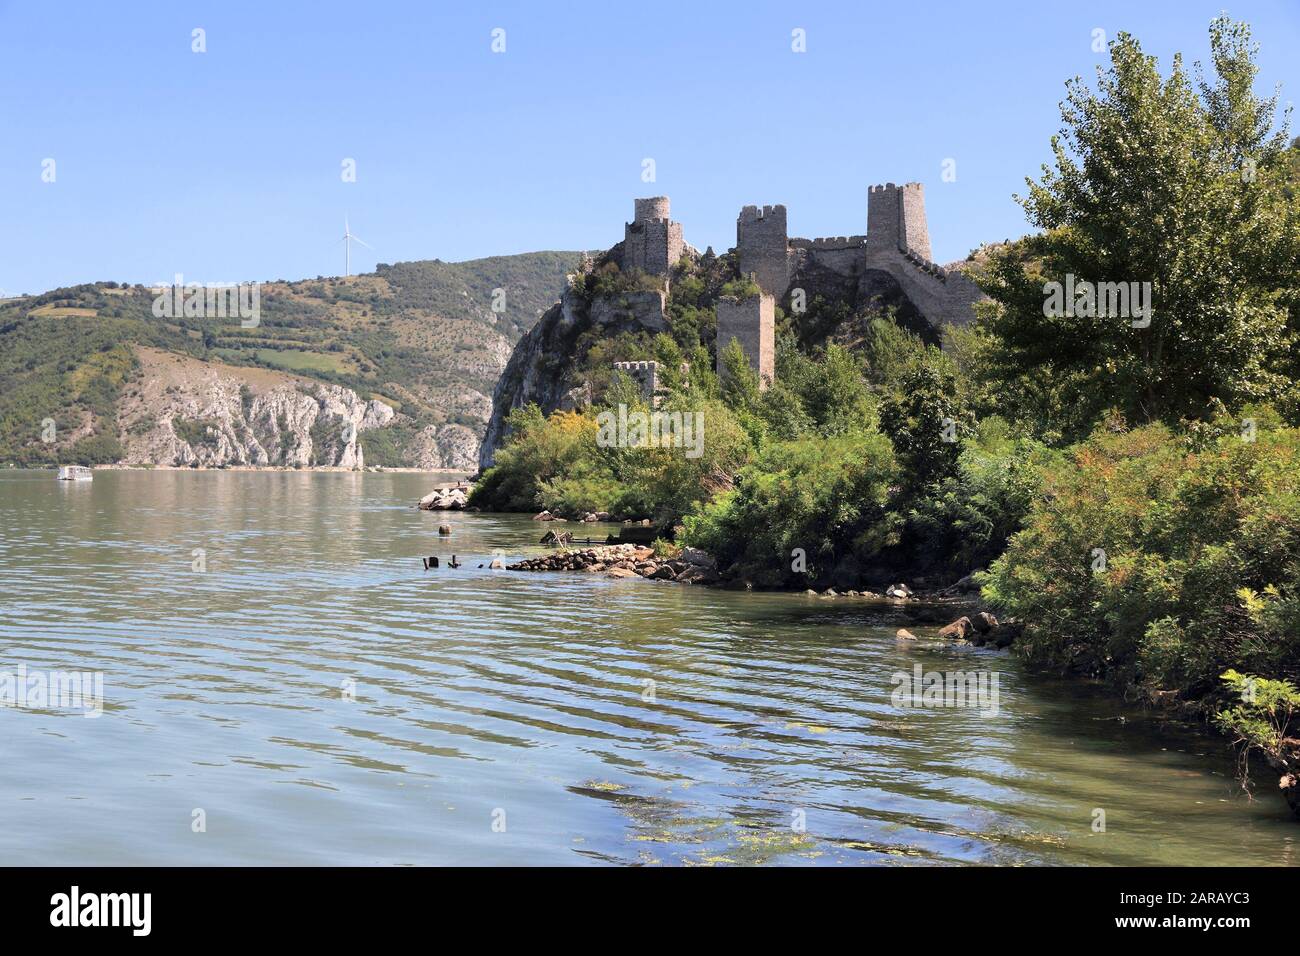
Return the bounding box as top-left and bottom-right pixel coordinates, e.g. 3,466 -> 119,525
251,348 -> 351,374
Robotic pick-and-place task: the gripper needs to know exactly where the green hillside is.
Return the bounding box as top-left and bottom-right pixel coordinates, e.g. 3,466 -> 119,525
0,252 -> 581,466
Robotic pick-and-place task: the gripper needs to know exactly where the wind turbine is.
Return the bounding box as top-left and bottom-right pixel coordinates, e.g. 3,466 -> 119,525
339,216 -> 371,277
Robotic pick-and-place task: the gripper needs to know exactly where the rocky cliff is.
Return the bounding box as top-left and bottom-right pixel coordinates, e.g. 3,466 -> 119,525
480,284 -> 675,468
113,347 -> 476,470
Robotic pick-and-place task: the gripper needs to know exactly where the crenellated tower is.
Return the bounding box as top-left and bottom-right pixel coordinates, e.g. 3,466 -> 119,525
623,197 -> 685,276
867,182 -> 932,261
736,204 -> 790,299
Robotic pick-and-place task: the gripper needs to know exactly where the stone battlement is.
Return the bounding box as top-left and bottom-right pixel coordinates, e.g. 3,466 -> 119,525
739,204 -> 786,222
612,360 -> 660,406
901,248 -> 949,281
789,236 -> 867,250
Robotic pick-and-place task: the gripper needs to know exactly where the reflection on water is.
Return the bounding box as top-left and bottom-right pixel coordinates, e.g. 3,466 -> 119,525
0,469 -> 1295,865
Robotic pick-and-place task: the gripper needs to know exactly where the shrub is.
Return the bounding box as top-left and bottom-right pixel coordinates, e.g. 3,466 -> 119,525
1215,670 -> 1300,793
470,406 -> 595,511
901,418 -> 1057,575
683,429 -> 898,587
982,416 -> 1300,700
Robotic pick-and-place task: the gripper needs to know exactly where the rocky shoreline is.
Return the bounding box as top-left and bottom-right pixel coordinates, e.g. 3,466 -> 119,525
507,544 -> 722,585
505,542 -> 1020,648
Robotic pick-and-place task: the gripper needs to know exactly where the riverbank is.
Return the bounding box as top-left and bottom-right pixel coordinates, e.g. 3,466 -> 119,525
504,541 -> 1027,648
495,525 -> 1296,818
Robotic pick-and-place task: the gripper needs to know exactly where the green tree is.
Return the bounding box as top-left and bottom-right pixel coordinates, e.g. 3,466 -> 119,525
981,17 -> 1297,433
877,359 -> 970,494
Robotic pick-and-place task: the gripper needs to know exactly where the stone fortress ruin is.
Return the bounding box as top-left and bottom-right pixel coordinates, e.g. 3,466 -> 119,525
611,360 -> 660,406
616,185 -> 984,390
622,197 -> 686,276
733,181 -> 984,331
479,183 -> 988,468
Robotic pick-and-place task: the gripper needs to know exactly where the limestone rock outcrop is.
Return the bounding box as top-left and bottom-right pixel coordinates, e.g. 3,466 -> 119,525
118,348 -> 393,468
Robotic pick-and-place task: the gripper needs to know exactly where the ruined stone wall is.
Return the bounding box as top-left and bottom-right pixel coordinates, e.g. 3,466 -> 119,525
715,293 -> 774,387
737,205 -> 790,299
590,290 -> 668,333
790,237 -> 866,281
864,251 -> 984,326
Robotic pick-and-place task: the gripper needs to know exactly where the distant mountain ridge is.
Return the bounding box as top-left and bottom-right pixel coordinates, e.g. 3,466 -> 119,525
0,252 -> 583,468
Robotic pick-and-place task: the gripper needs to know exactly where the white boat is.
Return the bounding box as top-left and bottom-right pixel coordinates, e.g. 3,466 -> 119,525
55,465 -> 94,481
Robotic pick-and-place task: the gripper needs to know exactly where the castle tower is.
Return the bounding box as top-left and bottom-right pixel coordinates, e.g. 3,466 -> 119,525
634,197 -> 671,222
867,182 -> 932,261
715,292 -> 774,389
623,196 -> 685,276
612,360 -> 660,406
737,204 -> 790,299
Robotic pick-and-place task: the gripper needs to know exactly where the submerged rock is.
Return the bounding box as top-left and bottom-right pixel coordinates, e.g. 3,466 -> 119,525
938,616 -> 974,641
938,611 -> 1021,648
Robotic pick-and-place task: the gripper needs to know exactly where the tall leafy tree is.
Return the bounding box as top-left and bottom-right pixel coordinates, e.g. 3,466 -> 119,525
980,16 -> 1297,433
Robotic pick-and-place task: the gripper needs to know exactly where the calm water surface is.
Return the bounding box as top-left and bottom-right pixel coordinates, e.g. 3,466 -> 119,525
1,470 -> 1295,865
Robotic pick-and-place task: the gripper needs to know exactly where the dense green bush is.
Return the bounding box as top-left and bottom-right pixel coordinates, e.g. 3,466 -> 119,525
982,416 -> 1300,701
469,405 -> 592,512
900,418 -> 1057,575
472,395 -> 751,526
682,430 -> 898,588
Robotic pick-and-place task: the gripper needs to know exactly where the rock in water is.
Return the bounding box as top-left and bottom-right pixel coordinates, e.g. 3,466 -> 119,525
938,616 -> 974,641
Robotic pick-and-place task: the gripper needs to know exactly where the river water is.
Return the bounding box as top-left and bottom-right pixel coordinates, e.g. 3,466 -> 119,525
0,469 -> 1294,865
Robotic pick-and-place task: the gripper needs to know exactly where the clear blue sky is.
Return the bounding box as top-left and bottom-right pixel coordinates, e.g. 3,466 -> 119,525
1,0 -> 1296,294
